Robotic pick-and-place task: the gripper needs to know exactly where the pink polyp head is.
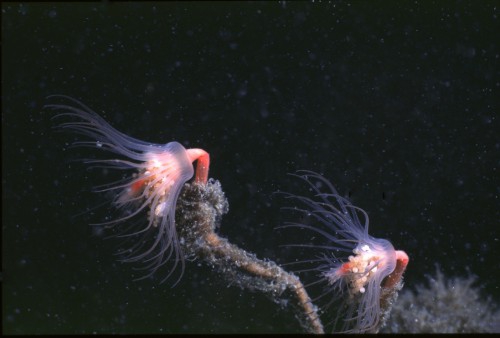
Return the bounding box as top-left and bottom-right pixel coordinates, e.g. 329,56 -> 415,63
281,170 -> 402,333
47,95 -> 210,284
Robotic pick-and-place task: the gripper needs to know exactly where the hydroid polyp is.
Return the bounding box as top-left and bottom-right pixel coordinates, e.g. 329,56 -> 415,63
47,95 -> 210,285
279,170 -> 409,333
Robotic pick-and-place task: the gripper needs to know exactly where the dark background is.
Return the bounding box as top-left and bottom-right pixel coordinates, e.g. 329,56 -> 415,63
2,1 -> 498,333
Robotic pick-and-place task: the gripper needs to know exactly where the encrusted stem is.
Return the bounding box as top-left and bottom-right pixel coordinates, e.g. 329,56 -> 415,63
176,180 -> 324,334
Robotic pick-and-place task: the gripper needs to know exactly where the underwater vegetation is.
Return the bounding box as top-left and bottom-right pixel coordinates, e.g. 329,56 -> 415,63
384,268 -> 500,333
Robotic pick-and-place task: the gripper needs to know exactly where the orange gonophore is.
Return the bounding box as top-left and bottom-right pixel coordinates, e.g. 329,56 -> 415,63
47,95 -> 210,285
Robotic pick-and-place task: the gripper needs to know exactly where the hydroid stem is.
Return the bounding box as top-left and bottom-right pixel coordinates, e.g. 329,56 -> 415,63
176,180 -> 324,334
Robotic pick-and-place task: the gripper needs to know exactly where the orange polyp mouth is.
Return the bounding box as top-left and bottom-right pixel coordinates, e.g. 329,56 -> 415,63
186,148 -> 210,184
382,250 -> 409,289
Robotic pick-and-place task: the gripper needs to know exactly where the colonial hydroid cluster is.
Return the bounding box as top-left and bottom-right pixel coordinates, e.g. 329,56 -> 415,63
49,96 -> 408,333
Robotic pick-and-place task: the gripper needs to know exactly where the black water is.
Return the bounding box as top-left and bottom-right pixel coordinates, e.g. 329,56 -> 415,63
3,2 -> 498,333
